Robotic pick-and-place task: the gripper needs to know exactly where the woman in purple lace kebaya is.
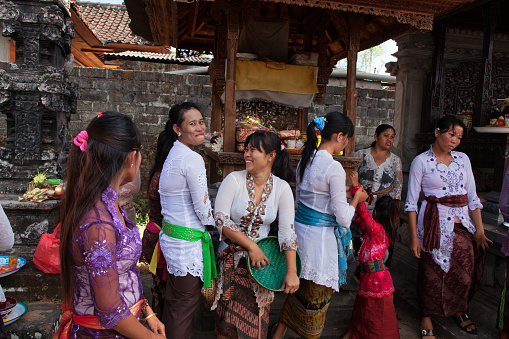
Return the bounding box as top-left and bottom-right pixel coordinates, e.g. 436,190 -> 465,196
55,111 -> 165,338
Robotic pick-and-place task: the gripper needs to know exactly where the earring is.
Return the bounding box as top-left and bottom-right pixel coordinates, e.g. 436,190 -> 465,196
178,132 -> 181,136
130,163 -> 133,168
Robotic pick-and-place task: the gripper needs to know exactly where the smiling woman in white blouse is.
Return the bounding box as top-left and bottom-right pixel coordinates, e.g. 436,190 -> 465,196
213,131 -> 299,339
405,115 -> 491,339
158,102 -> 215,339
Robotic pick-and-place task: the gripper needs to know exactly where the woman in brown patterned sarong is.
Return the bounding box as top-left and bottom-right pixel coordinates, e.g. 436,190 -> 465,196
212,131 -> 300,338
405,115 -> 491,339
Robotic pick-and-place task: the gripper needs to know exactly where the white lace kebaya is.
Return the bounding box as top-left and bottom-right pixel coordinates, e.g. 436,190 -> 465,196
405,146 -> 483,273
296,150 -> 356,291
159,140 -> 215,281
212,170 -> 298,314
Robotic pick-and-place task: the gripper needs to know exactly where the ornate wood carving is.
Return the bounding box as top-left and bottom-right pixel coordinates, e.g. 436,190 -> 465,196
473,1 -> 500,128
236,99 -> 299,131
344,13 -> 362,157
428,20 -> 446,131
143,0 -> 176,47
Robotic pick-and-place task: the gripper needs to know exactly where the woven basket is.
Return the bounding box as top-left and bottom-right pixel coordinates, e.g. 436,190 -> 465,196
201,279 -> 216,310
248,237 -> 302,292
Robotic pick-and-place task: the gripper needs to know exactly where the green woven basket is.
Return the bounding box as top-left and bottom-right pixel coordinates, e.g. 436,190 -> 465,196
248,236 -> 302,292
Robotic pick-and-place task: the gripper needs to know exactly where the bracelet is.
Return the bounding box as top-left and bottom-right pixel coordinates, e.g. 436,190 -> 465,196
143,313 -> 156,323
141,299 -> 150,311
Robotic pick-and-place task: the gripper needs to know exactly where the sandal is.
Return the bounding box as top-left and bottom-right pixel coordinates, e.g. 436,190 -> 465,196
420,329 -> 436,338
454,313 -> 477,334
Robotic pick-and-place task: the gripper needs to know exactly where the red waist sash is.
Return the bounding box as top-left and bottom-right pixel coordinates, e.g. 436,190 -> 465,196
53,297 -> 145,339
423,194 -> 468,251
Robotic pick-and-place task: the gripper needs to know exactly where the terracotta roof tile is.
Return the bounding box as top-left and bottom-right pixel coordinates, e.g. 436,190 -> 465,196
72,1 -> 156,46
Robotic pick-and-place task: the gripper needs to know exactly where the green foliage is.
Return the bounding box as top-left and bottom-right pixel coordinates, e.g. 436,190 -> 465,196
134,198 -> 149,229
32,169 -> 48,189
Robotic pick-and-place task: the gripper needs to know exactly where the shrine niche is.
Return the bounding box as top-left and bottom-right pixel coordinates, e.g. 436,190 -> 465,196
0,0 -> 77,193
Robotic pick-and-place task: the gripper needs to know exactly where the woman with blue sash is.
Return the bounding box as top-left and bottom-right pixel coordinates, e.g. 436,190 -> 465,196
273,112 -> 368,339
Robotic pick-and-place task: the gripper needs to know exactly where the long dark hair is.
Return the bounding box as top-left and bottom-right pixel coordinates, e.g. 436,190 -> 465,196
148,102 -> 200,183
434,115 -> 467,139
244,131 -> 292,182
370,124 -> 395,148
373,195 -> 401,244
60,111 -> 142,304
299,111 -> 354,182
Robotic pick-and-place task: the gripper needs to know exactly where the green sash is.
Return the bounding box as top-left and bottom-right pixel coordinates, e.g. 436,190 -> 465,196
162,219 -> 217,288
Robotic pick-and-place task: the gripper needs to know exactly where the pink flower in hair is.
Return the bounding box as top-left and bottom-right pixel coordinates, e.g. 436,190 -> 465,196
74,130 -> 88,152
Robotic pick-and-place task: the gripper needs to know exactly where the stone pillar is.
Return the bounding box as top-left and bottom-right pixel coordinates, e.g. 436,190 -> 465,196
390,32 -> 433,172
0,0 -> 77,194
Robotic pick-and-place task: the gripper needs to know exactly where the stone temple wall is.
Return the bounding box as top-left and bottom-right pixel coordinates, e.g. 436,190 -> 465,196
0,65 -> 394,203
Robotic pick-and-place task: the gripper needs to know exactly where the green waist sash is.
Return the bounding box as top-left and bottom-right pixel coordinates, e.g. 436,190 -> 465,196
162,219 -> 217,288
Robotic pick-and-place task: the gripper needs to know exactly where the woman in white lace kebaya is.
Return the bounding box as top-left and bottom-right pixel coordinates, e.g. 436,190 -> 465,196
275,112 -> 368,339
353,124 -> 402,268
158,102 -> 215,339
405,115 -> 491,339
213,131 -> 299,339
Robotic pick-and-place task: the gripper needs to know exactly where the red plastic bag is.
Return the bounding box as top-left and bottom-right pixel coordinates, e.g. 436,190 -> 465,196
33,223 -> 60,274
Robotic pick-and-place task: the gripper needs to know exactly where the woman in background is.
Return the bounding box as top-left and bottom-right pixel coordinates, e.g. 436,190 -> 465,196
158,102 -> 215,339
406,115 -> 491,338
56,111 -> 164,338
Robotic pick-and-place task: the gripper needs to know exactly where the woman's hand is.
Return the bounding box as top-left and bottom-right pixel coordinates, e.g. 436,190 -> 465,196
248,244 -> 270,268
350,171 -> 360,187
281,271 -> 300,294
409,237 -> 421,258
146,314 -> 165,337
354,186 -> 368,202
472,230 -> 493,251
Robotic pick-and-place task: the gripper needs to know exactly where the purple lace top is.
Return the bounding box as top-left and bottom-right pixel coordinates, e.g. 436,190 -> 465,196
71,187 -> 142,336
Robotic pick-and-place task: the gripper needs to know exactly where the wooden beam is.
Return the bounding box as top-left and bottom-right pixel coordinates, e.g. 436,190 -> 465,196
223,9 -> 241,153
187,2 -> 199,37
473,1 -> 500,128
344,14 -> 363,157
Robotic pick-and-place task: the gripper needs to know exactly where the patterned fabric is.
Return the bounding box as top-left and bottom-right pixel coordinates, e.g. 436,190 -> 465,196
346,294 -> 400,339
423,194 -> 468,251
212,170 -> 298,313
159,140 -> 214,281
71,187 -> 142,335
354,148 -> 403,202
405,146 -> 483,272
148,171 -> 163,228
498,257 -> 509,333
417,224 -> 486,317
279,279 -> 333,339
214,246 -> 269,339
498,167 -> 509,256
352,195 -> 394,298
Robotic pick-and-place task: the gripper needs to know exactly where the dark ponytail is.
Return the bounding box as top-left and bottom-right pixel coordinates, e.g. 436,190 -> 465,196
370,124 -> 395,148
244,131 -> 292,182
299,111 -> 354,182
148,102 -> 199,183
373,195 -> 401,244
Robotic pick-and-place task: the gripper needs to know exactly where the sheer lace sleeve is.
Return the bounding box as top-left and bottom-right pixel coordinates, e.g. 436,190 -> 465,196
391,155 -> 403,199
0,205 -> 13,251
184,152 -> 215,225
82,221 -> 130,329
277,182 -> 297,251
214,173 -> 240,240
405,156 -> 424,212
329,164 -> 355,227
354,200 -> 383,237
462,154 -> 483,211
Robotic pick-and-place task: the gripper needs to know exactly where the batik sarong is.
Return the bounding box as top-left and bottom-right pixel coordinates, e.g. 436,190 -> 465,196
278,279 -> 333,339
498,257 -> 509,333
417,223 -> 486,317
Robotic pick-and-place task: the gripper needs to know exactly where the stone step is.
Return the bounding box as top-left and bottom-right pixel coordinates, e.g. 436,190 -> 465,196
391,242 -> 498,339
0,246 -> 60,303
3,302 -> 61,339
